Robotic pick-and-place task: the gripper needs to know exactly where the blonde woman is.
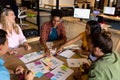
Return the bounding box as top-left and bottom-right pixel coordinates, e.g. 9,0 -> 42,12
0,9 -> 31,54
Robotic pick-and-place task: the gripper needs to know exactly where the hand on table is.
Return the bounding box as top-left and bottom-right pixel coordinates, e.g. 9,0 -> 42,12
15,66 -> 24,74
82,62 -> 90,74
24,71 -> 34,80
73,68 -> 82,80
25,45 -> 31,50
8,48 -> 17,55
45,48 -> 52,58
15,66 -> 34,80
55,46 -> 64,55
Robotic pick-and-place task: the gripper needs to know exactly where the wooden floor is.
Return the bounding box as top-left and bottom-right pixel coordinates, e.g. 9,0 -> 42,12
18,20 -> 40,43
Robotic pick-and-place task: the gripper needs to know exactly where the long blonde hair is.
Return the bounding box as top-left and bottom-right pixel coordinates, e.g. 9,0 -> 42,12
0,9 -> 19,34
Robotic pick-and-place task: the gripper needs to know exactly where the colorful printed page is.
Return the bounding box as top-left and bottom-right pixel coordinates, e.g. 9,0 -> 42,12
67,58 -> 89,67
26,59 -> 50,78
19,51 -> 44,63
59,50 -> 75,58
41,57 -> 64,69
46,65 -> 74,80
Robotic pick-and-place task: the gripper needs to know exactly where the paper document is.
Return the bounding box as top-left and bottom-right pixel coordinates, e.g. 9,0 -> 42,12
19,51 -> 44,63
46,42 -> 53,49
46,65 -> 74,80
49,48 -> 56,55
26,59 -> 49,78
67,58 -> 89,67
59,50 -> 75,58
63,44 -> 80,50
41,57 -> 64,69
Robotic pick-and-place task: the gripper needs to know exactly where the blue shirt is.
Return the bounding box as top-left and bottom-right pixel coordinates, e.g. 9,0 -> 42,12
48,27 -> 58,41
0,58 -> 10,80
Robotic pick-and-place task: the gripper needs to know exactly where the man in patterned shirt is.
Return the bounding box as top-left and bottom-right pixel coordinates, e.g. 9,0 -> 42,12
40,9 -> 67,56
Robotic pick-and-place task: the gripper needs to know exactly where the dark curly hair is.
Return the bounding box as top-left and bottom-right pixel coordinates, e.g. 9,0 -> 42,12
87,20 -> 101,36
51,9 -> 63,18
91,31 -> 113,54
0,29 -> 7,45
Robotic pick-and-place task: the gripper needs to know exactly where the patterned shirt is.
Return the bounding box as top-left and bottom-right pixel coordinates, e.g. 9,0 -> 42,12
40,21 -> 67,43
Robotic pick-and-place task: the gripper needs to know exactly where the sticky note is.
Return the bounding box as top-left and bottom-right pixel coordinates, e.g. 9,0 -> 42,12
61,65 -> 68,71
35,61 -> 41,65
45,58 -> 51,62
46,72 -> 54,78
32,71 -> 36,75
16,55 -> 23,58
51,77 -> 57,80
35,72 -> 43,78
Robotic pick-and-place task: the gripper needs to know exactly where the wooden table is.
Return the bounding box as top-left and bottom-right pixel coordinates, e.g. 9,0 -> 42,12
2,42 -> 88,80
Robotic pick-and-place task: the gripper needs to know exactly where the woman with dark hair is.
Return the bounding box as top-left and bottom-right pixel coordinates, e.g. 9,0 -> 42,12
56,20 -> 101,55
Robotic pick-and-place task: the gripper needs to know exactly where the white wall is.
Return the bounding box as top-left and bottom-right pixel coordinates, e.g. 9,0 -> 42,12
77,0 -> 95,7
87,0 -> 95,7
39,0 -> 49,7
16,0 -> 21,5
16,0 -> 74,7
48,0 -> 54,4
58,0 -> 74,5
45,0 -> 74,5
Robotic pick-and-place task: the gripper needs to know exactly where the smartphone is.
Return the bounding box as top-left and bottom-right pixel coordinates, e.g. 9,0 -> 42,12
89,54 -> 97,62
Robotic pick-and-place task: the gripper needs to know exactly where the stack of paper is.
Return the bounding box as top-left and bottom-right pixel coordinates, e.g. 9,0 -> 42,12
46,65 -> 74,80
41,57 -> 64,69
26,59 -> 49,78
59,50 -> 75,58
19,51 -> 44,63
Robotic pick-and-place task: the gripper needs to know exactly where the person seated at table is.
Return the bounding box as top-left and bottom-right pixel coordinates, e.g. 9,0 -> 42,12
0,9 -> 31,55
96,16 -> 105,28
0,29 -> 34,80
74,31 -> 120,80
56,20 -> 101,56
40,9 -> 67,56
